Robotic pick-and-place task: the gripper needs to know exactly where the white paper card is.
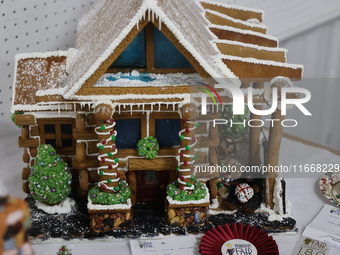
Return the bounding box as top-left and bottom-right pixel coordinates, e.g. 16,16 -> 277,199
292,235 -> 332,255
129,236 -> 199,255
303,204 -> 340,249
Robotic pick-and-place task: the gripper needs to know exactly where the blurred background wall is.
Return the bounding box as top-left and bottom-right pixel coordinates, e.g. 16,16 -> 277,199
1,0 -> 340,149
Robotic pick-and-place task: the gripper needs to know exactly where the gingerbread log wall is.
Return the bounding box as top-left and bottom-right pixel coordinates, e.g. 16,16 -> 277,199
16,114 -> 39,194
17,113 -> 80,194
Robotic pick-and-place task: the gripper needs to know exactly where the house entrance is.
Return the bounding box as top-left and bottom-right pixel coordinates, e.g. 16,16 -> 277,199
136,170 -> 169,203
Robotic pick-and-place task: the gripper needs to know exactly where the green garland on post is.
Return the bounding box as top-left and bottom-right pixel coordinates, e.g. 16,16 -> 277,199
136,136 -> 159,159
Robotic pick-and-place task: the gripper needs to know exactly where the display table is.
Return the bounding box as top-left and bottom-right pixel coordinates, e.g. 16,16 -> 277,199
1,128 -> 339,255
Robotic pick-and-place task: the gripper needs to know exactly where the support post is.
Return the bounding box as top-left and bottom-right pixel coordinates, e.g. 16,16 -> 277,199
249,82 -> 264,166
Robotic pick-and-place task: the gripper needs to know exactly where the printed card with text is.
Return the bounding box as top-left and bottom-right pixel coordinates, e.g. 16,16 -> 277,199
293,235 -> 332,255
130,236 -> 199,255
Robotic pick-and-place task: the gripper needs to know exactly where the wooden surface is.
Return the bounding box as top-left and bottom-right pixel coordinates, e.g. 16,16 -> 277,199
128,157 -> 178,171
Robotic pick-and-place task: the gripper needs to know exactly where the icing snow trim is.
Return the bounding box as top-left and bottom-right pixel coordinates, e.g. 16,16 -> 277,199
199,0 -> 264,16
64,0 -> 238,99
220,55 -> 304,70
35,197 -> 75,214
213,39 -> 287,53
36,88 -> 65,96
205,9 -> 267,30
209,24 -> 278,42
15,50 -> 68,61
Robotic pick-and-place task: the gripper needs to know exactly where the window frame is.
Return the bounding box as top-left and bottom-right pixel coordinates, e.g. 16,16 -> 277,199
37,118 -> 75,155
106,23 -> 196,74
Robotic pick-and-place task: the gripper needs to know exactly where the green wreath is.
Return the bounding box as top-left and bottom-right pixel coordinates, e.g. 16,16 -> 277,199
137,136 -> 159,159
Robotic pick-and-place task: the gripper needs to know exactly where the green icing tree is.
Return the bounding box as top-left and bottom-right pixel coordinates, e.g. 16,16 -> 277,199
218,105 -> 249,139
29,144 -> 72,205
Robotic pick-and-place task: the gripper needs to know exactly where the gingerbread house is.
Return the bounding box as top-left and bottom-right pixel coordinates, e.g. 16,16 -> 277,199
11,0 -> 303,231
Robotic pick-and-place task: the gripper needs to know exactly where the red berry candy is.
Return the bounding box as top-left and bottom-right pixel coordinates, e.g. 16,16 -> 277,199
62,248 -> 65,252
184,161 -> 189,166
179,186 -> 184,191
101,184 -> 107,190
179,176 -> 185,181
110,130 -> 115,135
222,180 -> 225,184
101,157 -> 106,163
109,119 -> 114,124
185,127 -> 190,133
112,144 -> 117,150
179,152 -> 184,157
116,172 -> 120,178
192,137 -> 196,143
182,120 -> 186,123
102,140 -> 107,145
108,164 -> 113,170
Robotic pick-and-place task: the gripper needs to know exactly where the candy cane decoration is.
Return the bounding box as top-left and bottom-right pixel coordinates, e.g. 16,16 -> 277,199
177,120 -> 199,190
94,118 -> 120,192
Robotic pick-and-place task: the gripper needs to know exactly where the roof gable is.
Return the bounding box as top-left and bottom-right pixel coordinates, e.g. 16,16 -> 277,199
63,0 -> 238,99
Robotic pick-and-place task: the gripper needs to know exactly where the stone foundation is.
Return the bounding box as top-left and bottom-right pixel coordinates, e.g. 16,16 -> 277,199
165,202 -> 209,227
89,209 -> 133,233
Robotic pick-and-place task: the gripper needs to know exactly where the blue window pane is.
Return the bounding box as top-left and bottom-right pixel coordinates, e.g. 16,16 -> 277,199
115,119 -> 141,149
154,25 -> 193,69
155,119 -> 181,148
110,28 -> 146,68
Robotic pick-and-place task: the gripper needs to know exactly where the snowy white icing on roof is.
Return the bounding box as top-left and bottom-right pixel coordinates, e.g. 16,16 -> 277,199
199,0 -> 264,17
209,24 -> 278,42
205,9 -> 267,30
11,51 -> 68,112
220,55 -> 303,70
63,0 -> 241,99
214,39 -> 287,54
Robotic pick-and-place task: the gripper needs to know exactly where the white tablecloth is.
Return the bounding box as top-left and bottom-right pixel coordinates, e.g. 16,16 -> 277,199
1,124 -> 339,255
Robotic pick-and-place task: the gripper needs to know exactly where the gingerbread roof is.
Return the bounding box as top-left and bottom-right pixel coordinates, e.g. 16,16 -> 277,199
11,0 -> 304,110
11,51 -> 68,112
62,0 -> 303,100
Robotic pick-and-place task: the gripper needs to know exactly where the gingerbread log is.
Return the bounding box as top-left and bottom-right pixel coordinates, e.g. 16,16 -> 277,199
22,182 -> 30,194
265,78 -> 294,209
95,104 -> 112,122
15,114 -> 35,126
72,157 -> 99,169
249,82 -> 264,166
127,171 -> 137,206
18,137 -> 39,148
23,148 -> 30,163
209,122 -> 219,140
21,126 -> 29,140
22,167 -> 31,181
29,147 -> 38,157
209,179 -> 218,200
76,142 -> 87,162
179,104 -> 198,188
76,113 -> 86,133
79,169 -> 89,191
266,109 -> 284,209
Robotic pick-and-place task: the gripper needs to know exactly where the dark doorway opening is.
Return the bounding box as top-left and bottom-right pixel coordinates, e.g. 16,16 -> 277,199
136,170 -> 169,203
